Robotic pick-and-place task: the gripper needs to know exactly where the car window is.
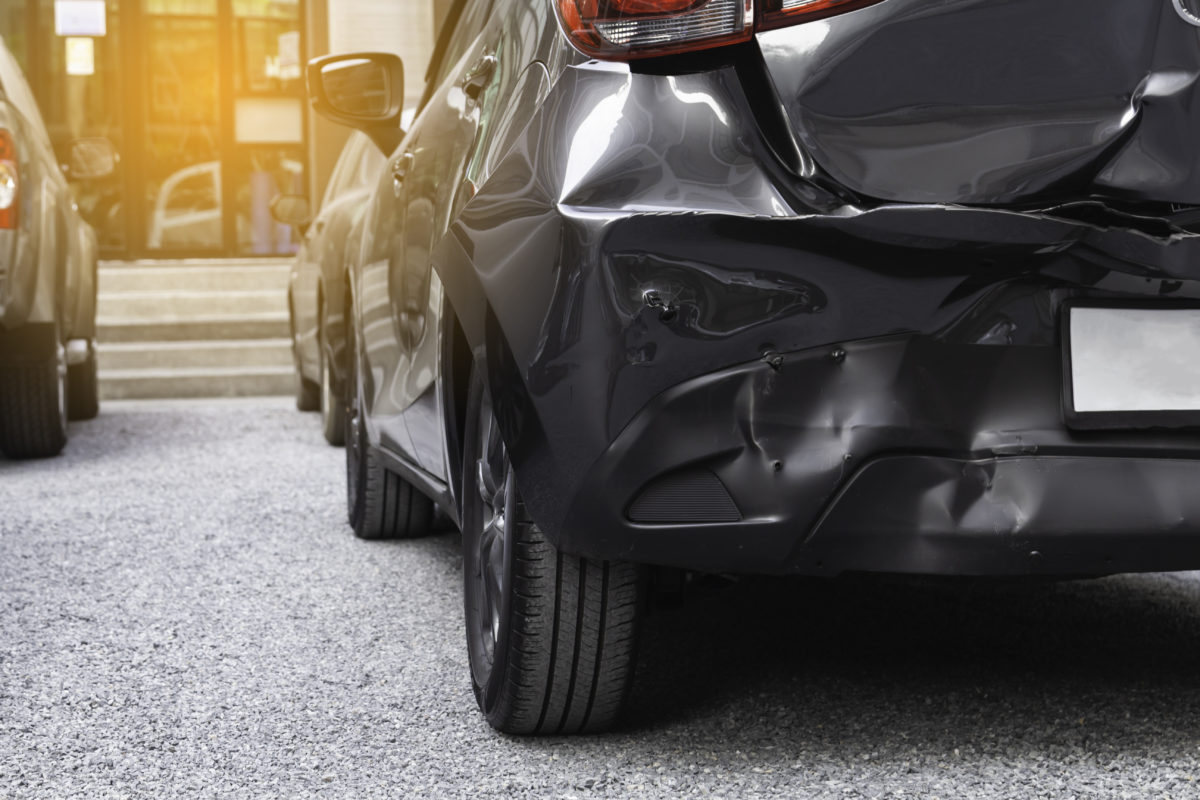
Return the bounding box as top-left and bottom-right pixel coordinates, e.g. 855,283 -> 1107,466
319,132 -> 386,210
422,0 -> 495,108
321,134 -> 364,208
349,135 -> 385,190
0,39 -> 51,147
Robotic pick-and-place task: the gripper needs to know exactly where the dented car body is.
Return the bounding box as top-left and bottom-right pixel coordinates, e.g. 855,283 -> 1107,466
445,0 -> 1200,576
315,0 -> 1200,732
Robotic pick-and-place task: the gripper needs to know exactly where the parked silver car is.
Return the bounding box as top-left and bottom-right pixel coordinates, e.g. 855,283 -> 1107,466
0,37 -> 111,458
274,130 -> 384,444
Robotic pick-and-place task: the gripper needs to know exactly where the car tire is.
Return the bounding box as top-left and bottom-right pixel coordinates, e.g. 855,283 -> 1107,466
319,321 -> 344,446
67,339 -> 100,421
462,364 -> 644,735
343,307 -> 432,539
290,295 -> 319,412
295,373 -> 320,412
0,343 -> 68,459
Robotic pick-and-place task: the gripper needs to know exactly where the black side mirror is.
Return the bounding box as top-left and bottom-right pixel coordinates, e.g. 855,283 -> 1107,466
65,137 -> 117,180
307,53 -> 405,155
269,193 -> 311,234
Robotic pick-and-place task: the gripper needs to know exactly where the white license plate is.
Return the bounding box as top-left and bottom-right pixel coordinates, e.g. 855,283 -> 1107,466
1069,306 -> 1200,413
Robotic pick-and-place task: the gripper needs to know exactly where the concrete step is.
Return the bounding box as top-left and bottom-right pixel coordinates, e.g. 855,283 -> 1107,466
98,259 -> 292,294
94,259 -> 297,400
98,338 -> 293,371
97,313 -> 290,343
98,365 -> 296,400
98,289 -> 287,320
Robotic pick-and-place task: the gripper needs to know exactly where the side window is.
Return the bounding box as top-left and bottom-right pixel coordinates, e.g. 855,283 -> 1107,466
352,137 -> 385,189
425,0 -> 495,103
321,134 -> 364,207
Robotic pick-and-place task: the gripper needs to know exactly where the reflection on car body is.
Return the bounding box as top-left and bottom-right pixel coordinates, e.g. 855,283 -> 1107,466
310,0 -> 1200,733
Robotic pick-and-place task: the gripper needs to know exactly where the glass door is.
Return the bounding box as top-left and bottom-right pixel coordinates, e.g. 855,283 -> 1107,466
142,0 -> 223,253
140,0 -> 303,256
229,0 -> 304,255
0,0 -> 306,257
0,0 -> 128,251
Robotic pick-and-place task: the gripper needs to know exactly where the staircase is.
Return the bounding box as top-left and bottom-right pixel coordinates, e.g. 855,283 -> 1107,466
96,260 -> 296,400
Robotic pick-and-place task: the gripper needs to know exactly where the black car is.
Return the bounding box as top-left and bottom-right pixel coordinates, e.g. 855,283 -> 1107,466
309,0 -> 1200,733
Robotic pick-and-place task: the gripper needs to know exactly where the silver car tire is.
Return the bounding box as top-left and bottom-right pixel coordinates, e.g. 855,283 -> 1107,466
0,338 -> 68,458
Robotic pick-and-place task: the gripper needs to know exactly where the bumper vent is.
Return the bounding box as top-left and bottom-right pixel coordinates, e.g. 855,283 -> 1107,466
627,468 -> 741,524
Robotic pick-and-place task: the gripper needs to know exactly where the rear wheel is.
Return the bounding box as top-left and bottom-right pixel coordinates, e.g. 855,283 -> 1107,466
462,365 -> 644,734
295,371 -> 319,412
343,304 -> 432,539
67,339 -> 100,421
319,320 -> 344,446
290,295 -> 319,411
0,341 -> 68,459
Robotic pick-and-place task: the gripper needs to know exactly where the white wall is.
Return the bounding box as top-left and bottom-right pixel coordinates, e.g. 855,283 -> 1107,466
326,0 -> 435,107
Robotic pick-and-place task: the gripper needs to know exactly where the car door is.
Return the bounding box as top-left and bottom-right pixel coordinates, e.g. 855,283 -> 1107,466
314,133 -> 382,348
360,0 -> 499,477
292,137 -> 361,376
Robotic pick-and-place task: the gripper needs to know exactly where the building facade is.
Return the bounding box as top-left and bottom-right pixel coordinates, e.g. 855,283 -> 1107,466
0,0 -> 447,259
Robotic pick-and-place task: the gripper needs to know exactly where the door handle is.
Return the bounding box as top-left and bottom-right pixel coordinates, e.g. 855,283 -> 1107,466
461,53 -> 497,102
391,152 -> 414,197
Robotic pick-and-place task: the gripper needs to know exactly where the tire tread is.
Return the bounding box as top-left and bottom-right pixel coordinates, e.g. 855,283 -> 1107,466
67,343 -> 99,421
0,358 -> 67,459
487,506 -> 642,735
351,445 -> 434,540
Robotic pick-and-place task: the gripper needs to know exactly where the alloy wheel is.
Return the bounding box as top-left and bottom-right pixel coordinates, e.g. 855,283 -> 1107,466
466,386 -> 515,680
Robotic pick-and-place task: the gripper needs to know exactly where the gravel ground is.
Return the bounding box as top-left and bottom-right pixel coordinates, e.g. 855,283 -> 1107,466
3,398 -> 1200,798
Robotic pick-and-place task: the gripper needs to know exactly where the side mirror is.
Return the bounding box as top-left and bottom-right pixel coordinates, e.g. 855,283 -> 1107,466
269,194 -> 311,232
307,52 -> 404,155
65,137 -> 116,180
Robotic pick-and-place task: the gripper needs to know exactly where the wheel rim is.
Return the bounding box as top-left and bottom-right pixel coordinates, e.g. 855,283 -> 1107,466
54,340 -> 67,432
321,344 -> 336,420
344,325 -> 363,518
467,388 -> 514,677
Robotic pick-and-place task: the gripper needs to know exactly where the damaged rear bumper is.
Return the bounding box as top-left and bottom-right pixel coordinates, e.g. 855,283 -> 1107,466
478,206 -> 1200,578
556,335 -> 1200,577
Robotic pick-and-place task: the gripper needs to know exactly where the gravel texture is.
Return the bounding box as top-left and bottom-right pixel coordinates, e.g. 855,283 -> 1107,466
3,398 -> 1200,798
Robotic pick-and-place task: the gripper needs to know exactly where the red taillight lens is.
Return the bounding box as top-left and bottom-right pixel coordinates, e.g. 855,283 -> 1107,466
555,0 -> 887,59
758,0 -> 886,29
0,129 -> 17,230
611,0 -> 701,11
555,0 -> 754,60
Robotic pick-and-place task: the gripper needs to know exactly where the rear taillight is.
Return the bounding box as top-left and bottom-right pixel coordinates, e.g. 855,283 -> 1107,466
758,0 -> 885,30
554,0 -> 886,59
555,0 -> 755,60
0,129 -> 17,230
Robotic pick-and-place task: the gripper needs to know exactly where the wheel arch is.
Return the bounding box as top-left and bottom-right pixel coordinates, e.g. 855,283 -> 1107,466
439,289 -> 477,529
318,270 -> 349,391
435,259 -> 553,537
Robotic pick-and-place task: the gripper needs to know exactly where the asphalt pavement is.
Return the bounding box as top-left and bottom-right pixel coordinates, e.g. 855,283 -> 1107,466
3,398 -> 1200,798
